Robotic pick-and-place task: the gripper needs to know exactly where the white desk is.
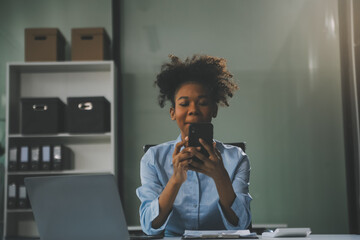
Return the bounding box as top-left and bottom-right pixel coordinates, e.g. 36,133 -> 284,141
259,235 -> 360,240
162,235 -> 360,240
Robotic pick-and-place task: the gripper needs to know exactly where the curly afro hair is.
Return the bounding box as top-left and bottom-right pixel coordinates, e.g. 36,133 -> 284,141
155,54 -> 238,108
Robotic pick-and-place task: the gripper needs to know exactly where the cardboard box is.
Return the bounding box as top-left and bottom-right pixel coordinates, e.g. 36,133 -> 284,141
71,28 -> 110,61
25,28 -> 65,61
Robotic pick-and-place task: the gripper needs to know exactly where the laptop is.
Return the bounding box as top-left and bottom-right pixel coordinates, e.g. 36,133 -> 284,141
25,174 -> 157,240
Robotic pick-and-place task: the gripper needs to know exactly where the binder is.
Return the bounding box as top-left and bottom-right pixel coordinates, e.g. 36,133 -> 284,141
9,147 -> 19,171
31,146 -> 41,170
8,183 -> 17,209
18,185 -> 29,208
41,145 -> 52,170
19,146 -> 30,171
52,145 -> 73,170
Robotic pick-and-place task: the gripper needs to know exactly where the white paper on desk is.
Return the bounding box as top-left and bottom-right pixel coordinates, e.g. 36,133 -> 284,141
183,229 -> 257,238
262,228 -> 311,238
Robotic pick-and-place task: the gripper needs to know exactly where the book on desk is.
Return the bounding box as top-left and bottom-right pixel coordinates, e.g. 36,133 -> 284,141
182,230 -> 258,239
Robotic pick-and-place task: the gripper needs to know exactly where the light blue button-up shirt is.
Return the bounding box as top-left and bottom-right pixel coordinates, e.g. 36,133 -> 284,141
136,135 -> 252,236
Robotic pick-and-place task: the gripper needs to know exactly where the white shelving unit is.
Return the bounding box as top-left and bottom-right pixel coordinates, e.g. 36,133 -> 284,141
3,61 -> 117,238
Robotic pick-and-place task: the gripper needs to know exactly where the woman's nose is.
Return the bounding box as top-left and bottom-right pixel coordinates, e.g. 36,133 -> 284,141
188,103 -> 199,115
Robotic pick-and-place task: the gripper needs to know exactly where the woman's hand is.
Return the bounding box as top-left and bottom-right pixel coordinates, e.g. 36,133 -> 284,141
171,137 -> 194,184
152,136 -> 195,229
189,139 -> 239,226
188,139 -> 227,181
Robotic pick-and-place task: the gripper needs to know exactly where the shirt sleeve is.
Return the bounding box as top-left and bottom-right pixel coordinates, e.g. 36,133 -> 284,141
136,148 -> 173,235
217,151 -> 252,230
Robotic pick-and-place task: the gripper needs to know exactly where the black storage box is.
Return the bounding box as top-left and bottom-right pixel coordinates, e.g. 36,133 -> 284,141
66,96 -> 110,133
21,98 -> 65,134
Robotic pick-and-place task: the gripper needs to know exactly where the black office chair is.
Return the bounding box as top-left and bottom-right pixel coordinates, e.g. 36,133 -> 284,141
142,142 -> 253,232
143,142 -> 246,154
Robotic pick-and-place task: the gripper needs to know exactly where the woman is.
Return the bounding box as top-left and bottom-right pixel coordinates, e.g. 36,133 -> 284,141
136,54 -> 252,236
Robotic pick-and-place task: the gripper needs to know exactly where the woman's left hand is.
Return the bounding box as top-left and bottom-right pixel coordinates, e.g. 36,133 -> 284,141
188,139 -> 227,181
190,139 -> 239,226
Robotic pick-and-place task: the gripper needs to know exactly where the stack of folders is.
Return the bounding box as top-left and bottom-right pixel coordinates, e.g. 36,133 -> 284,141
182,230 -> 258,239
262,228 -> 311,238
8,145 -> 74,171
8,183 -> 29,209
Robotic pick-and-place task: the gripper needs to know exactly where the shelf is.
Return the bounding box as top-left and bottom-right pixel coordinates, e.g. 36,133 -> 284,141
4,61 -> 116,238
9,133 -> 111,144
8,61 -> 113,73
7,209 -> 32,213
7,170 -> 113,176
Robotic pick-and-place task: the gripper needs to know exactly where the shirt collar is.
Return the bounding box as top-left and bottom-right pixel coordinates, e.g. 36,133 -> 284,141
175,134 -> 182,142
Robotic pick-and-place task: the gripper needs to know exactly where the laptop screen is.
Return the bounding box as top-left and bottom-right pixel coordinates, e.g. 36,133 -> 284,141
25,174 -> 130,240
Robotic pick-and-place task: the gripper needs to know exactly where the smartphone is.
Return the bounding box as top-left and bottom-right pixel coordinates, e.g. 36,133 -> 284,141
188,122 -> 213,163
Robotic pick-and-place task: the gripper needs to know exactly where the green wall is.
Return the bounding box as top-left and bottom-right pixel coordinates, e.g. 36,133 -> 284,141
120,0 -> 348,233
0,0 -> 348,234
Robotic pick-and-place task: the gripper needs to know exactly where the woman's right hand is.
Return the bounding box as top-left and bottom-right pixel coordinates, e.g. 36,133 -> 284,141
152,136 -> 194,229
171,136 -> 193,184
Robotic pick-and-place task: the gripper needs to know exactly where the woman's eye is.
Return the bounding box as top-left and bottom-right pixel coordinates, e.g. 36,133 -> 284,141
199,101 -> 209,106
179,102 -> 188,107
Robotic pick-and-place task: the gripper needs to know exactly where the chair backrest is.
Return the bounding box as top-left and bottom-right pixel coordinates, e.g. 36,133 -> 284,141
143,142 -> 246,153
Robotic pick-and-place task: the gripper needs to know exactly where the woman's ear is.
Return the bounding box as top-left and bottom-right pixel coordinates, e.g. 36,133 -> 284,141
212,104 -> 218,118
170,107 -> 176,120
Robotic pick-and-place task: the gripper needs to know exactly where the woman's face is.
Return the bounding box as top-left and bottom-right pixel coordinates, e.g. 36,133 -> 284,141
170,82 -> 217,140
